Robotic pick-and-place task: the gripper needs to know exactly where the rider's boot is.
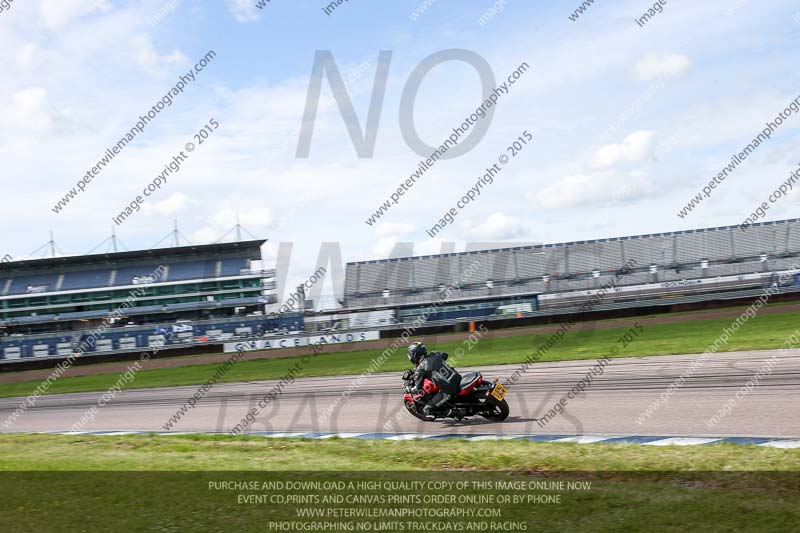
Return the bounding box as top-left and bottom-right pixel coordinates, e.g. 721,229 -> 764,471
449,408 -> 466,421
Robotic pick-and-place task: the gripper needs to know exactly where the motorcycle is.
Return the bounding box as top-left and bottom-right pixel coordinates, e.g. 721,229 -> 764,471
402,368 -> 510,422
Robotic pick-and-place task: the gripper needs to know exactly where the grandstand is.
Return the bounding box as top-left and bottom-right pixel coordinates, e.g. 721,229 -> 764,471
340,218 -> 800,326
0,240 -> 300,361
6,218 -> 800,363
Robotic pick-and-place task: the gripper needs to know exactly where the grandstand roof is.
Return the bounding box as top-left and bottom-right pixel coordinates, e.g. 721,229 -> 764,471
0,240 -> 266,272
348,218 -> 799,265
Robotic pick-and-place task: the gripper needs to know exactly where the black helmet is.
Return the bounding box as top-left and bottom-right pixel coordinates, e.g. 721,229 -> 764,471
407,342 -> 428,365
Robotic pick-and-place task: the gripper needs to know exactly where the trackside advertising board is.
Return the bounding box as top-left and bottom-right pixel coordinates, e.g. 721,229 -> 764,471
224,331 -> 380,352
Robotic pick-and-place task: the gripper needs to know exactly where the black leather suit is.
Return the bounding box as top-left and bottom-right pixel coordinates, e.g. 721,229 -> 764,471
414,352 -> 462,415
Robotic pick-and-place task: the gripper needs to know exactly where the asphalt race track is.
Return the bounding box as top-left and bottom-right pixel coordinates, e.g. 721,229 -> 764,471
1,350 -> 798,439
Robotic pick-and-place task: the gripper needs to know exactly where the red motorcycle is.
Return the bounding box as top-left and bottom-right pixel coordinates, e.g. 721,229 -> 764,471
402,369 -> 510,421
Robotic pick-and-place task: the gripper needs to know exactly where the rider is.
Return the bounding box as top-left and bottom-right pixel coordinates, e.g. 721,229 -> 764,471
407,342 -> 464,419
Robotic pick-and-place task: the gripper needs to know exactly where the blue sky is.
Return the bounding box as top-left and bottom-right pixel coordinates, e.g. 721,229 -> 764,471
2,0 -> 800,302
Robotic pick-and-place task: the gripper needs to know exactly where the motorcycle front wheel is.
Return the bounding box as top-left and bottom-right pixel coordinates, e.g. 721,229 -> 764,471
404,399 -> 430,421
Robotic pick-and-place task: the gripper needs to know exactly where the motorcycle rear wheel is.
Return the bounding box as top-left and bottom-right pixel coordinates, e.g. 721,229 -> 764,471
481,399 -> 510,421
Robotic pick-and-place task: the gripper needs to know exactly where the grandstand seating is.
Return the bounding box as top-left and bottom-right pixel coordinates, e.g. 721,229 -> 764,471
5,274 -> 59,295
1,258 -> 257,297
1,296 -> 275,328
112,264 -> 164,286
60,269 -> 113,291
343,218 -> 800,309
220,257 -> 249,276
0,312 -> 301,360
0,240 -> 276,363
166,260 -> 217,281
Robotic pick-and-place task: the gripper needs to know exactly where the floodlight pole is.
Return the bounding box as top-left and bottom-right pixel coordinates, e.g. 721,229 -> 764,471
111,226 -> 118,253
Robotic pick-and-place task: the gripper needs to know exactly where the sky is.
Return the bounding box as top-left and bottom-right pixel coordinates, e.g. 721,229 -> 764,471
2,0 -> 800,305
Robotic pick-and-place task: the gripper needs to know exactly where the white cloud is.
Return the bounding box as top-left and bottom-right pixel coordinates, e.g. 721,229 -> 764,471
226,0 -> 261,22
237,208 -> 273,228
592,130 -> 657,169
1,87 -> 76,141
16,43 -> 45,71
372,236 -> 399,258
415,239 -> 451,256
40,0 -> 111,30
634,53 -> 692,81
189,207 -> 273,244
371,237 -> 419,259
0,0 -> 796,285
130,35 -> 187,75
529,171 -> 653,209
374,222 -> 414,238
464,212 -> 526,240
189,227 -> 222,247
142,192 -> 192,217
372,237 -> 454,259
148,0 -> 181,26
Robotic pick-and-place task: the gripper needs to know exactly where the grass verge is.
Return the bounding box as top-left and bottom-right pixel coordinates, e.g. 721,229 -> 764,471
0,434 -> 798,532
2,306 -> 800,399
0,433 -> 798,471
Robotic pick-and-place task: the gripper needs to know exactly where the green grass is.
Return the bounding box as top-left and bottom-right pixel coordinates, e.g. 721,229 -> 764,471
3,306 -> 800,399
0,435 -> 798,532
0,433 -> 798,471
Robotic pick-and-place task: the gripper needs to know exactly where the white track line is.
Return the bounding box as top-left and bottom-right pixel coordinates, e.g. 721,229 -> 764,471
759,440 -> 800,449
385,434 -> 427,440
553,436 -> 616,444
644,437 -> 722,446
257,432 -> 310,438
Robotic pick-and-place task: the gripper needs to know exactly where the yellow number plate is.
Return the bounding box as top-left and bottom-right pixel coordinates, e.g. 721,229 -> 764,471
490,383 -> 507,401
